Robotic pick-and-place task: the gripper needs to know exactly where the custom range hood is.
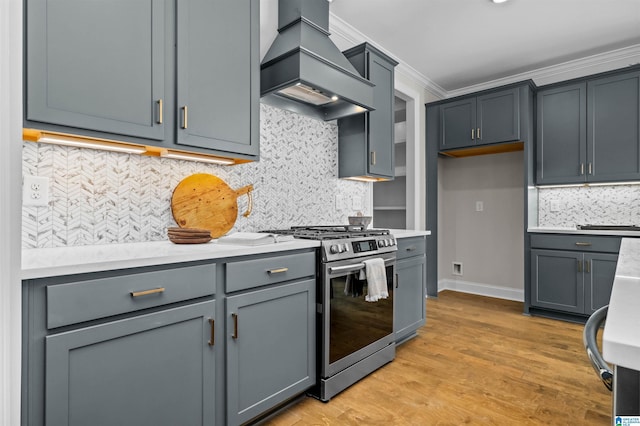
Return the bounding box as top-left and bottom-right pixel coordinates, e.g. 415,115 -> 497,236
261,0 -> 375,121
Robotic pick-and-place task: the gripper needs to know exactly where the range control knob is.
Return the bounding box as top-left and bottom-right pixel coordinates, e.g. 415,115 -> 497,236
390,238 -> 396,246
342,243 -> 350,252
330,245 -> 340,254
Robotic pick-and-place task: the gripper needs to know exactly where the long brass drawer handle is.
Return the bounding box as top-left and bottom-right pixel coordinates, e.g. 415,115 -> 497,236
232,313 -> 238,339
157,99 -> 163,124
208,318 -> 215,346
575,242 -> 592,247
406,246 -> 416,251
130,287 -> 165,297
268,267 -> 289,274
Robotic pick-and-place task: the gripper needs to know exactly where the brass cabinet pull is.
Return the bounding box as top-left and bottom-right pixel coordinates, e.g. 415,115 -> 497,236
182,106 -> 188,129
157,99 -> 163,124
130,287 -> 165,297
395,273 -> 399,289
586,260 -> 591,274
577,260 -> 583,273
477,127 -> 481,139
268,267 -> 288,274
406,246 -> 416,252
588,162 -> 593,175
575,242 -> 592,247
231,313 -> 238,339
471,128 -> 475,140
580,163 -> 585,175
208,318 -> 215,346
371,151 -> 376,165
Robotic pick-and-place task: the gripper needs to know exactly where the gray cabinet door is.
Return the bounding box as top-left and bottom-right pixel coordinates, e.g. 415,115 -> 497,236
338,44 -> 397,179
587,71 -> 640,182
26,0 -> 165,140
476,88 -> 519,145
226,279 -> 316,425
368,53 -> 396,177
440,98 -> 476,150
176,0 -> 259,157
394,255 -> 426,343
536,83 -> 587,184
530,249 -> 584,314
584,253 -> 618,315
44,301 -> 215,426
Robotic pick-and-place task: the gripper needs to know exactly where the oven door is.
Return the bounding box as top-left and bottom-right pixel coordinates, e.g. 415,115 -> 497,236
321,254 -> 396,378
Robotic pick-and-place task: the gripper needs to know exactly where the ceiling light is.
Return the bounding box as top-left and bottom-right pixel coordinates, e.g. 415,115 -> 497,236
491,0 -> 508,3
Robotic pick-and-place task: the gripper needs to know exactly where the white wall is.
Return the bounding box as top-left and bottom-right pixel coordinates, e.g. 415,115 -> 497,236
0,0 -> 23,424
438,151 -> 525,301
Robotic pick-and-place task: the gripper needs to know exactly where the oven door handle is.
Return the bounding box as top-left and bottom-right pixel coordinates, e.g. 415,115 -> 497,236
329,257 -> 395,274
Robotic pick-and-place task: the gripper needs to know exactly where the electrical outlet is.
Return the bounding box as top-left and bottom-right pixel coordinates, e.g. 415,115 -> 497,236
23,175 -> 50,207
352,195 -> 363,211
475,201 -> 484,212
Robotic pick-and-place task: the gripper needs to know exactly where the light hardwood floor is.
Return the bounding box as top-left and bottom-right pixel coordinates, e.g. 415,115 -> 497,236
266,290 -> 612,425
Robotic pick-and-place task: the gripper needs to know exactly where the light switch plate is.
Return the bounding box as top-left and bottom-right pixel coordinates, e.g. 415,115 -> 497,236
352,195 -> 363,211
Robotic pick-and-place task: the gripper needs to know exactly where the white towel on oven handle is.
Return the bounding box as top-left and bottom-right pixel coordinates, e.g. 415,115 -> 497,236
359,258 -> 388,302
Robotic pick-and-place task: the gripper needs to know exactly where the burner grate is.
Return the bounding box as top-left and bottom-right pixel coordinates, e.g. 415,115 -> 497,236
261,225 -> 390,240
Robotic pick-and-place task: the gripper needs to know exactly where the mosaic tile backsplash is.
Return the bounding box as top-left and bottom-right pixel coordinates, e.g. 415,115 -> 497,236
538,184 -> 640,228
22,104 -> 370,248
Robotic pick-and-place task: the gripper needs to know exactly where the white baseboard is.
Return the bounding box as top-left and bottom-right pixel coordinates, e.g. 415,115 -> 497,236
438,279 -> 524,302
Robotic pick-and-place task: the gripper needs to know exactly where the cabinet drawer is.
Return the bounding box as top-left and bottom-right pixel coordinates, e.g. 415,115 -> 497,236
226,252 -> 316,293
396,236 -> 426,260
47,263 -> 216,329
530,234 -> 621,253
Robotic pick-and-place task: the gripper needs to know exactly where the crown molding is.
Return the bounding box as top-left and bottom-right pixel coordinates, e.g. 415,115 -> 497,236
446,43 -> 640,98
329,11 -> 640,100
329,12 -> 447,99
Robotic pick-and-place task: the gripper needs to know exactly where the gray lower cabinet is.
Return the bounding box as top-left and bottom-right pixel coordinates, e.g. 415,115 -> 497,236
529,234 -> 620,317
22,262 -> 217,426
338,43 -> 398,180
536,68 -> 640,184
439,86 -> 520,151
394,236 -> 427,343
23,250 -> 317,426
45,302 -> 215,426
224,251 -> 316,425
25,0 -> 260,160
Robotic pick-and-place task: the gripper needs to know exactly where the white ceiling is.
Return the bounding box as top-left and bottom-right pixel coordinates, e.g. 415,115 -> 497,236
260,0 -> 640,97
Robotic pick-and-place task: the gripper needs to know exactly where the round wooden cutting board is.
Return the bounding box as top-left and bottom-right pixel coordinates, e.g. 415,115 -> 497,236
171,173 -> 253,238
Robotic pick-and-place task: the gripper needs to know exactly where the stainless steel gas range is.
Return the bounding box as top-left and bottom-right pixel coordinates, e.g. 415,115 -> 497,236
263,226 -> 397,401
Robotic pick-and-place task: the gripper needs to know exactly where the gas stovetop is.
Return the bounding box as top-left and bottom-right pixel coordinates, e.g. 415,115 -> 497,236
261,225 -> 396,262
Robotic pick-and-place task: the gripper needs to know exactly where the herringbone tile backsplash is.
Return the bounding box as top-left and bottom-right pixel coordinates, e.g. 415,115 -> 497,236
22,105 -> 370,248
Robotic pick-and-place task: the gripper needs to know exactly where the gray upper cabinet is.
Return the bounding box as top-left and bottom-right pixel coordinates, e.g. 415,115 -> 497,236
339,43 -> 398,180
536,82 -> 587,185
176,0 -> 259,157
440,87 -> 520,151
25,0 -> 259,160
26,0 -> 166,141
536,68 -> 640,184
587,70 -> 640,182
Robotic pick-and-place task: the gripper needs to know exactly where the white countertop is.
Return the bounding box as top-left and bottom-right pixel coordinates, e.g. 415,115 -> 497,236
603,238 -> 640,370
389,229 -> 431,238
22,239 -> 321,280
22,229 -> 431,280
528,227 -> 640,237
